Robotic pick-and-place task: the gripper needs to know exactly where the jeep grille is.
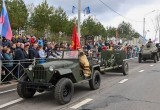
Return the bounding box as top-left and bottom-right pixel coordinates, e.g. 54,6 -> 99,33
33,66 -> 46,80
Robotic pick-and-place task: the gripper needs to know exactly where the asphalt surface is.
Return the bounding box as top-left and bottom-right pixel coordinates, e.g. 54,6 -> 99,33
0,59 -> 160,110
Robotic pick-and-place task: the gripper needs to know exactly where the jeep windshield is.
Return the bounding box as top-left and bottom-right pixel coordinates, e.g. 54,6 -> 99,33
63,51 -> 79,59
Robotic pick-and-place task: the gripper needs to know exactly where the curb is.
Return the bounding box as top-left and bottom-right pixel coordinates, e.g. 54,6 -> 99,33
0,81 -> 17,89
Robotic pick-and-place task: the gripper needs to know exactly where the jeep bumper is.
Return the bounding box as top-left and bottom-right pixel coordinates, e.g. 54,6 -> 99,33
19,81 -> 54,90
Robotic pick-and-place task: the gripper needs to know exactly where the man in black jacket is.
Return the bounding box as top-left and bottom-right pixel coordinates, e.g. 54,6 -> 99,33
29,43 -> 39,59
14,44 -> 25,60
14,43 -> 25,78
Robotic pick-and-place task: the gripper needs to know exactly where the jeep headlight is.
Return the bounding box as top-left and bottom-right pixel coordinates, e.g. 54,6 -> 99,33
49,66 -> 54,72
28,65 -> 33,71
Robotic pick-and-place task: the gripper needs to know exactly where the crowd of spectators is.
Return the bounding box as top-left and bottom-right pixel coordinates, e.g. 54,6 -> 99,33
84,40 -> 140,59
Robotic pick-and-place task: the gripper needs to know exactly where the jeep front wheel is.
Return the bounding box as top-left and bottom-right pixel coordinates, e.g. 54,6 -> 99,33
54,78 -> 74,105
89,71 -> 101,90
17,76 -> 36,99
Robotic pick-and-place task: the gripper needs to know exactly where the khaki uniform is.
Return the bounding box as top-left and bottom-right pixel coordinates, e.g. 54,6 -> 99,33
79,52 -> 91,78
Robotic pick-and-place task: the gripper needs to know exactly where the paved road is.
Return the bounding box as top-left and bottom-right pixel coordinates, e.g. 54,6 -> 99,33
0,59 -> 160,110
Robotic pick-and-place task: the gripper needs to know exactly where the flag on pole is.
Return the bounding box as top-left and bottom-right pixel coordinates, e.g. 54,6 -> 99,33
83,6 -> 91,16
71,24 -> 80,50
72,6 -> 76,14
85,6 -> 91,14
0,0 -> 12,40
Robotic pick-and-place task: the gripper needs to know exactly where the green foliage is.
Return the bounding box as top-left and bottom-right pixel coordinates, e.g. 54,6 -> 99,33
106,26 -> 117,37
29,0 -> 54,35
64,18 -> 75,36
50,7 -> 68,33
117,21 -> 139,39
81,16 -> 106,37
29,1 -> 75,38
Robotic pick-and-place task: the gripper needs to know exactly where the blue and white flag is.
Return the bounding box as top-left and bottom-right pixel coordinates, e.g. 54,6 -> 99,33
83,6 -> 91,16
72,6 -> 76,13
85,6 -> 91,14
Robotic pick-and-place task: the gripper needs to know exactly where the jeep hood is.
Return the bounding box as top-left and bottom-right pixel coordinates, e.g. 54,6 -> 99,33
39,60 -> 74,69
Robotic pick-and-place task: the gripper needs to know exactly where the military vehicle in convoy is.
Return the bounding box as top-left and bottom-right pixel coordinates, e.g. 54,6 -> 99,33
139,42 -> 159,63
17,50 -> 101,105
99,50 -> 129,76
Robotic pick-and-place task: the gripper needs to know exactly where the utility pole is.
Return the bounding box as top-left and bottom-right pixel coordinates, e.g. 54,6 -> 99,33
143,10 -> 155,39
159,28 -> 160,43
159,14 -> 160,43
143,18 -> 145,38
78,0 -> 81,38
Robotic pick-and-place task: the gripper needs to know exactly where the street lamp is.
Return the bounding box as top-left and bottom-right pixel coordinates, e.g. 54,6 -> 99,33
143,10 -> 155,38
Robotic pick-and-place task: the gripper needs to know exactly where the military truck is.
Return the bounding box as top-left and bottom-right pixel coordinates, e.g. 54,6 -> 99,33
17,50 -> 101,105
99,50 -> 129,76
139,42 -> 159,63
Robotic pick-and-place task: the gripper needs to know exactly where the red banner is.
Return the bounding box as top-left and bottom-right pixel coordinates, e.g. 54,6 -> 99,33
72,24 -> 80,50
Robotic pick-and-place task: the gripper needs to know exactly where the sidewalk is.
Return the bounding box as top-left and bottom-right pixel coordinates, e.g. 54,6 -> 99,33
0,80 -> 17,89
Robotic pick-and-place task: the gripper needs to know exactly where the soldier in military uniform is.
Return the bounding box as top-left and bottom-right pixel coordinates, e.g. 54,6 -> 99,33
78,48 -> 91,78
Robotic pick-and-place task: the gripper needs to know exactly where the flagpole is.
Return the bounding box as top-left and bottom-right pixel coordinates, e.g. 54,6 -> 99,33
78,0 -> 81,38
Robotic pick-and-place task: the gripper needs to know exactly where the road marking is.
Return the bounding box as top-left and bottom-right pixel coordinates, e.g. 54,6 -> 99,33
119,79 -> 128,84
150,65 -> 154,67
139,70 -> 144,72
0,92 -> 41,109
0,89 -> 16,94
70,98 -> 93,109
0,98 -> 23,109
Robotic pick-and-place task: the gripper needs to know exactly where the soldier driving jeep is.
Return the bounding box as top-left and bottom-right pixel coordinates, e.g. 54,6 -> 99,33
78,48 -> 91,78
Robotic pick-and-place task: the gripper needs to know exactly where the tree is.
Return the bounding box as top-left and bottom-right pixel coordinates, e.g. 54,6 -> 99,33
64,18 -> 75,36
117,21 -> 133,39
81,16 -> 106,37
29,0 -> 54,36
106,26 -> 117,37
132,32 -> 140,38
50,7 -> 68,34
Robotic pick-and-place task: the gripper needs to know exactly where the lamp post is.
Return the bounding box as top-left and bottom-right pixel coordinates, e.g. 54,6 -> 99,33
78,0 -> 81,38
143,10 -> 155,38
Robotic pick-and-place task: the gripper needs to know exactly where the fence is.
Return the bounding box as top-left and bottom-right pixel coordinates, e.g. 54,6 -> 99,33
0,59 -> 36,84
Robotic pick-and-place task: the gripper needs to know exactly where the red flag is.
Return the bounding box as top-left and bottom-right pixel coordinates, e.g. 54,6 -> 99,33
72,24 -> 80,50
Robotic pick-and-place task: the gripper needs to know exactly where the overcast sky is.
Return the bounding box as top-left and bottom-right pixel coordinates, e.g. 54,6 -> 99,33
24,0 -> 160,42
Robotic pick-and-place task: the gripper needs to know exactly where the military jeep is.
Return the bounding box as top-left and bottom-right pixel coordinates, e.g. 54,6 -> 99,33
17,50 -> 101,105
99,50 -> 129,76
139,43 -> 159,63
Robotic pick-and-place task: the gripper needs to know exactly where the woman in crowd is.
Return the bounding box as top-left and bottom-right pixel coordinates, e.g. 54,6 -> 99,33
2,47 -> 13,81
38,45 -> 46,64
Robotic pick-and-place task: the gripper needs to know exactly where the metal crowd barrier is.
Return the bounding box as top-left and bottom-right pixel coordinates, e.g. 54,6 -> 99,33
0,57 -> 57,84
0,59 -> 36,84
